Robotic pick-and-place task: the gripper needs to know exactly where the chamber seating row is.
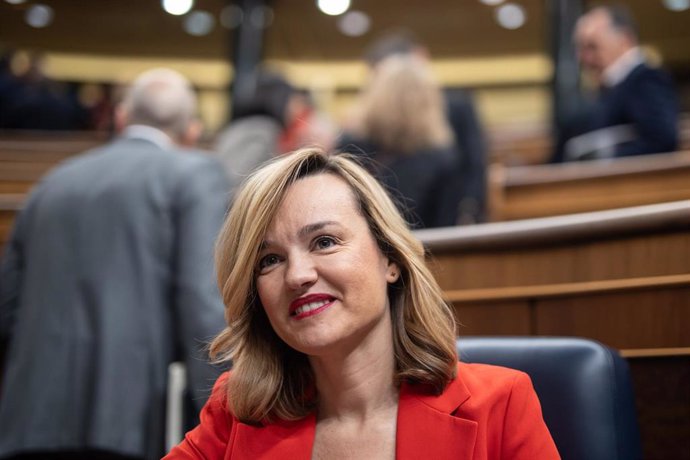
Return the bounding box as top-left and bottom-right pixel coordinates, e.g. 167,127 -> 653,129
414,200 -> 690,459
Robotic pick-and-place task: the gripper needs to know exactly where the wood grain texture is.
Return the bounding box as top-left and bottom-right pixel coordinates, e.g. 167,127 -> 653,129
489,151 -> 690,221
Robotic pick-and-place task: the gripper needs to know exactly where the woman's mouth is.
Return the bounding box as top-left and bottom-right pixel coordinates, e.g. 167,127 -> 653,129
290,294 -> 335,319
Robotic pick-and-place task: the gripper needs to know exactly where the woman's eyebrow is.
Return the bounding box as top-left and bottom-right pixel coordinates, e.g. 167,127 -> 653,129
298,221 -> 339,238
259,221 -> 342,250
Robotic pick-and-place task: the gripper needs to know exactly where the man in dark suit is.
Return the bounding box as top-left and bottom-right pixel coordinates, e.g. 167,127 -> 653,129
554,4 -> 678,162
362,31 -> 488,224
0,69 -> 229,459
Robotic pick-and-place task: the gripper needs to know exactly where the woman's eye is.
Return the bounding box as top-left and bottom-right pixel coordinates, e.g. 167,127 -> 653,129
314,236 -> 336,250
258,254 -> 280,270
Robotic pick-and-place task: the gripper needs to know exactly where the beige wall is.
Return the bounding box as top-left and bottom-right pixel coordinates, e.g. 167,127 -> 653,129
37,51 -> 553,134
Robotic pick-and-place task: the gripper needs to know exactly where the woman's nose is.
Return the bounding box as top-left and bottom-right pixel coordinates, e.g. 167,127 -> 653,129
284,255 -> 318,290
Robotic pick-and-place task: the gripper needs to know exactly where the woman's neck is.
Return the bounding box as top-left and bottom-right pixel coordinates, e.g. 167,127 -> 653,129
309,324 -> 398,421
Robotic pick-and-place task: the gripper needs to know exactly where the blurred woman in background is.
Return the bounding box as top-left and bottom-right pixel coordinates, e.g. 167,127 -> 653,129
338,54 -> 461,228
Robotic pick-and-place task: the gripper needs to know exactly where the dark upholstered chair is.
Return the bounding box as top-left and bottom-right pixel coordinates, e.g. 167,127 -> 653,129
456,337 -> 642,460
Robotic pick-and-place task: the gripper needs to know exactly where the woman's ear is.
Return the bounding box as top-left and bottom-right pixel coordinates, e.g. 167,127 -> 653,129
386,261 -> 400,283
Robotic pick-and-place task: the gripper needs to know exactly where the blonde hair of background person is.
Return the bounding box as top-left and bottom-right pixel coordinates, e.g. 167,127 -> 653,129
209,147 -> 458,423
351,54 -> 453,155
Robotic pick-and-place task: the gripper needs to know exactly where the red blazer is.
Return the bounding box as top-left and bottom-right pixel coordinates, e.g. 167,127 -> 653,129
165,362 -> 560,459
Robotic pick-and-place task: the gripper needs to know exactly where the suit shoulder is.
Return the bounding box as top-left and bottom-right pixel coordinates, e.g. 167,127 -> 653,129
172,147 -> 222,167
457,361 -> 528,381
30,145 -> 108,191
456,362 -> 531,400
169,148 -> 228,182
627,63 -> 674,86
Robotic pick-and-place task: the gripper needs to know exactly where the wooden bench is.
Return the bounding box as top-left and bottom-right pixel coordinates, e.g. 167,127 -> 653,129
0,132 -> 107,158
0,163 -> 57,193
485,119 -> 553,166
416,200 -> 690,348
0,131 -> 107,195
414,201 -> 690,458
488,150 -> 690,221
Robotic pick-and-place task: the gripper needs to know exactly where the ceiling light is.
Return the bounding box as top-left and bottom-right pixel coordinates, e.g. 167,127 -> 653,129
5,0 -> 27,5
162,0 -> 194,16
317,0 -> 350,16
25,4 -> 54,28
479,0 -> 504,5
184,10 -> 215,36
338,10 -> 371,37
496,3 -> 526,30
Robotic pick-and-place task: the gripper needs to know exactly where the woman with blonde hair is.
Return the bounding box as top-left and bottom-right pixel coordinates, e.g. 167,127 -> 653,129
165,147 -> 559,459
338,54 -> 461,228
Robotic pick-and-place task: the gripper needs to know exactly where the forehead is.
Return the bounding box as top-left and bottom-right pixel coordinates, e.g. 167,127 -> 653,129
576,11 -> 612,39
270,173 -> 363,228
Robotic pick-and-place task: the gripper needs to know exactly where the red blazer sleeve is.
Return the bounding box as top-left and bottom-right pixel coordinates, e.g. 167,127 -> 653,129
164,372 -> 232,459
501,372 -> 561,459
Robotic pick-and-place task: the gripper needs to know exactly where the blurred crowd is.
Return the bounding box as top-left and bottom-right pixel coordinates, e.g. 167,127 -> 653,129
0,50 -> 115,132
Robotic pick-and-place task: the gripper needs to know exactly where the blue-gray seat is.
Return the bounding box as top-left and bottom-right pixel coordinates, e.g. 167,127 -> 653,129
456,337 -> 642,460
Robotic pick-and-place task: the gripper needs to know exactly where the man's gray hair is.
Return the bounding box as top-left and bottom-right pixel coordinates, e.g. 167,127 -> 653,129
590,3 -> 639,41
121,68 -> 197,137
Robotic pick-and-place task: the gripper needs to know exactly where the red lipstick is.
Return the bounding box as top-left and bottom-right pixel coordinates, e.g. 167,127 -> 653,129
289,293 -> 335,319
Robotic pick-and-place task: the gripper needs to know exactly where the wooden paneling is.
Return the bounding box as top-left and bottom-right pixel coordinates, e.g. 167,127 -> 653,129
453,301 -> 531,336
0,0 -> 546,61
0,164 -> 53,193
1,0 -> 689,68
424,204 -> 690,291
416,203 -> 690,459
628,356 -> 690,460
417,200 -> 690,351
433,233 -> 690,289
489,150 -> 690,221
535,287 -> 690,349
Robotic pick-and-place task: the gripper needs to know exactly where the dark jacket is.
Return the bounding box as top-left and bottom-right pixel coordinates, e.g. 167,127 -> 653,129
338,136 -> 461,229
554,63 -> 678,162
445,88 -> 487,223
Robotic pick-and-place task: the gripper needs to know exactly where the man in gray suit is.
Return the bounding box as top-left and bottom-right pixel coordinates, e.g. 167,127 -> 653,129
0,69 -> 229,459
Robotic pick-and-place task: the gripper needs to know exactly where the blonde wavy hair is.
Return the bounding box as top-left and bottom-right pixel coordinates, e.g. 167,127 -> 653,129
352,54 -> 453,154
210,147 -> 457,424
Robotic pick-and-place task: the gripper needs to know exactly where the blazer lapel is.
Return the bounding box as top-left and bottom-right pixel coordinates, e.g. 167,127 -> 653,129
396,375 -> 478,460
230,412 -> 316,459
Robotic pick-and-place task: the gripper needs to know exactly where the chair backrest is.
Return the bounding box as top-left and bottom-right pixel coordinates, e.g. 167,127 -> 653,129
456,337 -> 641,460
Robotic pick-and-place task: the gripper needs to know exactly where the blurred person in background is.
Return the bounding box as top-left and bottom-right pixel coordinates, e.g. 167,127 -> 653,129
0,68 -> 229,460
0,51 -> 20,128
362,30 -> 488,224
338,54 -> 461,229
0,50 -> 88,131
214,70 -> 335,190
553,4 -> 679,162
277,88 -> 336,155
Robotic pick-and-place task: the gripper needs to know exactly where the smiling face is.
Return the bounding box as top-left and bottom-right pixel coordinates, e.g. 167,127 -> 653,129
255,173 -> 399,358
